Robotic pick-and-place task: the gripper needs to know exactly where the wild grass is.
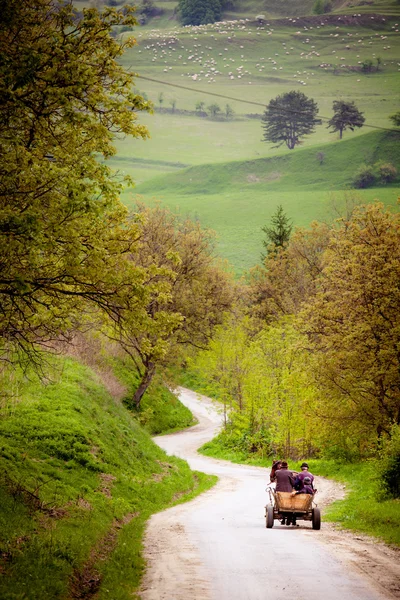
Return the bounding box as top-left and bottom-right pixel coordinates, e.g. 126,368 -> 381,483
0,357 -> 215,599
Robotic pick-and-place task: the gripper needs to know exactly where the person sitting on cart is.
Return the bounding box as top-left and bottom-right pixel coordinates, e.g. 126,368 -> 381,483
294,462 -> 314,491
291,476 -> 314,496
270,459 -> 282,483
274,461 -> 294,492
275,461 -> 295,525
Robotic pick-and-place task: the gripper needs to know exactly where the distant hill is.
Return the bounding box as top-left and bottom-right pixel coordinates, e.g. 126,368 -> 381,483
131,130 -> 400,273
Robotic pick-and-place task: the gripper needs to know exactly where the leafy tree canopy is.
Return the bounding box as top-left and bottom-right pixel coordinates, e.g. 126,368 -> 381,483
328,100 -> 365,139
178,0 -> 222,26
112,204 -> 234,407
0,0 -> 150,364
261,91 -> 319,150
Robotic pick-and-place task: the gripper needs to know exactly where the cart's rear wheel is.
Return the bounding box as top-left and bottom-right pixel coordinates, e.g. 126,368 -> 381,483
312,507 -> 321,530
266,506 -> 274,528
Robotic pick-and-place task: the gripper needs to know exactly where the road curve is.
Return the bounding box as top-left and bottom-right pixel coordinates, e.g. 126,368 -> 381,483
139,388 -> 398,600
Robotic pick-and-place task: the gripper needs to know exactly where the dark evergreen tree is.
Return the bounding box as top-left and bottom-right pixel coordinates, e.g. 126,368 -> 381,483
261,205 -> 293,260
178,0 -> 222,26
261,91 -> 319,150
328,100 -> 365,139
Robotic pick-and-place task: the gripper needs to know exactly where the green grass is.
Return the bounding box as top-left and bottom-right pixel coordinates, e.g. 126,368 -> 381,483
111,355 -> 196,434
111,11 -> 400,273
311,460 -> 400,546
0,357 -> 215,599
127,130 -> 400,272
198,439 -> 400,546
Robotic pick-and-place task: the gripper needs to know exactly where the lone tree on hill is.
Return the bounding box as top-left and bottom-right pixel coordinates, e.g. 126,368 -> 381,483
261,91 -> 319,150
328,100 -> 365,139
390,112 -> 400,127
178,0 -> 222,26
261,205 -> 293,260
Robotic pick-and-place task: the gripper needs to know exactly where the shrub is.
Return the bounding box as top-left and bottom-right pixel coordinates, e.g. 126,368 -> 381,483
377,161 -> 397,184
353,164 -> 376,188
382,454 -> 400,498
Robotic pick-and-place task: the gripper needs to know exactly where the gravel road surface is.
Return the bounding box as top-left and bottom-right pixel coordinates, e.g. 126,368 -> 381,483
140,388 -> 400,600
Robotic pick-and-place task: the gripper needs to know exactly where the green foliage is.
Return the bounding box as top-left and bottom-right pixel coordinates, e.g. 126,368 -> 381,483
0,357 -> 215,598
112,356 -> 195,434
314,459 -> 400,546
190,316 -> 319,459
390,111 -> 400,127
312,0 -> 332,14
353,163 -> 376,187
328,100 -> 365,139
361,58 -> 374,73
377,161 -> 398,183
208,102 -> 222,117
261,204 -> 293,259
0,0 -> 150,365
261,90 -> 320,150
178,0 -> 222,25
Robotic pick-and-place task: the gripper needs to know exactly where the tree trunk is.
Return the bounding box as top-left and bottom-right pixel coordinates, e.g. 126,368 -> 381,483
339,128 -> 343,139
132,361 -> 156,409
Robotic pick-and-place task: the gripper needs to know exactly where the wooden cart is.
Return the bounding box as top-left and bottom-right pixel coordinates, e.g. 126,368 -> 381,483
265,487 -> 321,530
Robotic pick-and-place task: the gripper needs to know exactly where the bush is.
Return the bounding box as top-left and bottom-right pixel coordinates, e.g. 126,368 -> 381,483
377,161 -> 397,184
353,164 -> 376,188
382,454 -> 400,498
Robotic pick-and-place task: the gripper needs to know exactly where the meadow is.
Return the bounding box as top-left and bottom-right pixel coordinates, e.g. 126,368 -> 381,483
100,4 -> 400,272
0,354 -> 213,599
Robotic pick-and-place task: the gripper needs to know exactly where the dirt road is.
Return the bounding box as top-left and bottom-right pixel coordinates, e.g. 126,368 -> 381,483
140,388 -> 400,600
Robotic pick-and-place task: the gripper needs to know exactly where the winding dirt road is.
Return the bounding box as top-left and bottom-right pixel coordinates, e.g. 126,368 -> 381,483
140,388 -> 400,600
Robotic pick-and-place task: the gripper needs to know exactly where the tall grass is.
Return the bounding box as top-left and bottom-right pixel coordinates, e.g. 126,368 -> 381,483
0,357 -> 215,599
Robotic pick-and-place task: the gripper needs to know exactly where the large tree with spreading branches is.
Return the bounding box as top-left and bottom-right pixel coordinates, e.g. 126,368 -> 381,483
261,91 -> 319,150
0,0 -> 150,366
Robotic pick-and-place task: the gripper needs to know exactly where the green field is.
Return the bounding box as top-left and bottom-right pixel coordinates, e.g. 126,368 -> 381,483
74,1 -> 400,271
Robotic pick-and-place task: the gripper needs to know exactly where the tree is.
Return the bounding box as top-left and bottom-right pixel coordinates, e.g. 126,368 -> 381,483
158,92 -> 164,108
195,101 -> 205,113
251,222 -> 330,322
178,0 -> 222,26
0,0 -> 150,366
261,206 -> 293,260
170,98 -> 177,112
261,91 -> 319,150
207,103 -> 221,118
389,112 -> 400,127
225,104 -> 234,119
361,59 -> 373,74
299,203 -> 400,442
328,100 -> 365,139
113,204 -> 233,408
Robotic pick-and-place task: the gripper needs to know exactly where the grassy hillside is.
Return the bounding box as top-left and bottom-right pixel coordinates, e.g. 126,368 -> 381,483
0,357 -> 214,599
106,7 -> 400,273
127,130 -> 400,272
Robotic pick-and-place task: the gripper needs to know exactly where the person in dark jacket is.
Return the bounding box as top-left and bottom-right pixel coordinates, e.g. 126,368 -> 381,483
275,461 -> 295,525
275,461 -> 294,492
294,462 -> 314,491
292,476 -> 314,496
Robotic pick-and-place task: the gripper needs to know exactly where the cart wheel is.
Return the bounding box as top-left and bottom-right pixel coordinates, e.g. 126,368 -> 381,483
266,506 -> 274,528
312,508 -> 321,530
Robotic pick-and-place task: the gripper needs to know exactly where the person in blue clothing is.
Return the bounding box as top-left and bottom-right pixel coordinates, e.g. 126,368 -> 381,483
292,476 -> 314,496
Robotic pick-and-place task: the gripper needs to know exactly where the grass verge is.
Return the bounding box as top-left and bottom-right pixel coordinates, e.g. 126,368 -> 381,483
0,357 -> 216,600
198,438 -> 400,546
